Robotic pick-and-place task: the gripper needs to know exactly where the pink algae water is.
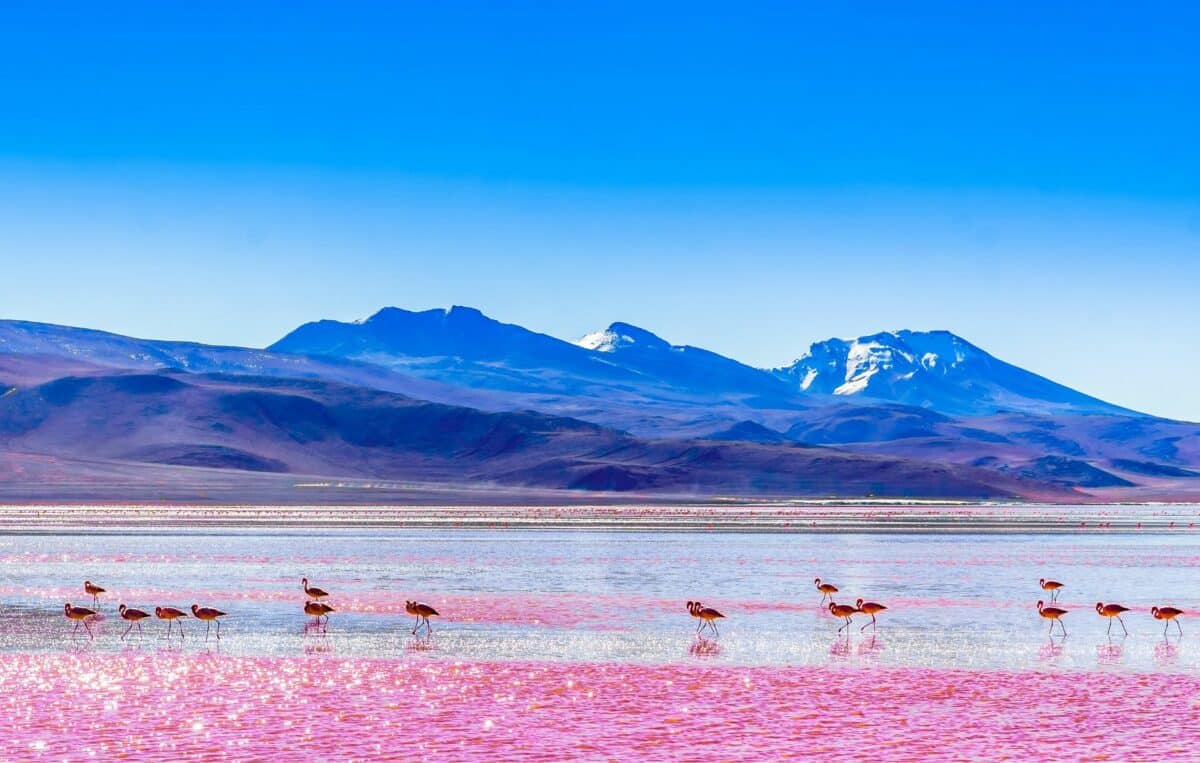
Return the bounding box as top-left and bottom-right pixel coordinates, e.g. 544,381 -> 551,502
5,523 -> 1200,760
3,653 -> 1199,762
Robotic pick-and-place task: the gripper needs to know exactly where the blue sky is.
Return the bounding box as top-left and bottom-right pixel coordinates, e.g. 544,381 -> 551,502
1,2 -> 1197,419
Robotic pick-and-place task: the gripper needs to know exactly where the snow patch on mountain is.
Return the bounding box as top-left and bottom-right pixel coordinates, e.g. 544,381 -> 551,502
773,329 -> 1133,417
576,328 -> 634,353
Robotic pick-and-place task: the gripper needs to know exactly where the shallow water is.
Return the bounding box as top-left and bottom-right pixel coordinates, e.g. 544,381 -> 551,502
6,654 -> 1200,761
1,526 -> 1197,672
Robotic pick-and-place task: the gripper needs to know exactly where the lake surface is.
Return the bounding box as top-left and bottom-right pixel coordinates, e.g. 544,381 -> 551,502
2,525 -> 1197,672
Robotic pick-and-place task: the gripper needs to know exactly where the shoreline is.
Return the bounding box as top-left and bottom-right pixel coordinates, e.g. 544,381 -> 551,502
1,502 -> 1198,533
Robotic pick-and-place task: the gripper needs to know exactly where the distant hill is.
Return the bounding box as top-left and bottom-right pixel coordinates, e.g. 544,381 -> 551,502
0,370 -> 1056,499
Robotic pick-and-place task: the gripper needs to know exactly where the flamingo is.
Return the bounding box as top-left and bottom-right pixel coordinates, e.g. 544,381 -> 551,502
118,604 -> 151,640
64,603 -> 97,639
1151,606 -> 1184,636
1095,602 -> 1130,636
855,598 -> 888,631
301,578 -> 329,601
191,604 -> 228,641
829,601 -> 857,633
83,581 -> 106,607
1037,600 -> 1068,635
405,600 -> 439,635
687,601 -> 725,637
1039,578 -> 1064,602
815,578 -> 839,604
304,600 -> 334,628
155,606 -> 188,639
686,600 -> 704,632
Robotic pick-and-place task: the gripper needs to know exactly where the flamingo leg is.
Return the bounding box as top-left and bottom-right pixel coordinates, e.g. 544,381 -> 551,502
1176,620 -> 1183,636
1118,616 -> 1128,636
84,619 -> 93,639
412,617 -> 421,635
1106,618 -> 1112,635
424,617 -> 433,635
1048,620 -> 1054,636
1058,619 -> 1067,636
71,621 -> 80,637
860,613 -> 877,632
122,622 -> 134,640
216,619 -> 222,640
1164,620 -> 1169,636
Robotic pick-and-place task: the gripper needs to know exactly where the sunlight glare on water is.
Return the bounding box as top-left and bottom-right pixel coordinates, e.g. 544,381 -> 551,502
1,526 -> 1197,671
3,520 -> 1200,760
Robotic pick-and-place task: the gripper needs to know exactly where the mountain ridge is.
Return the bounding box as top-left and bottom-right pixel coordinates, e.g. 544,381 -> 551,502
4,309 -> 1197,500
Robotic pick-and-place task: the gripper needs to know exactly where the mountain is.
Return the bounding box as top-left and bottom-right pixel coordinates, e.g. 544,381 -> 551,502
271,307 -> 796,402
5,311 -> 1197,498
270,306 -> 629,394
0,369 -> 1056,500
773,330 -> 1136,417
574,322 -> 790,398
0,318 -> 507,411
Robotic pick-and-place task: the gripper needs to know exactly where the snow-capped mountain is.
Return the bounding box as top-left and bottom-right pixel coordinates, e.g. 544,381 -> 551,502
773,330 -> 1135,417
272,309 -> 795,400
572,322 -> 790,398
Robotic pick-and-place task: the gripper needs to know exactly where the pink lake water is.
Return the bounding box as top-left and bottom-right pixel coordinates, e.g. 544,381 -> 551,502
2,521 -> 1199,759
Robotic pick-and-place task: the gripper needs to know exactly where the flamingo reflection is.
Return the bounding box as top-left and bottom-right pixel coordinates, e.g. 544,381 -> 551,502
1154,635 -> 1180,666
855,634 -> 883,657
1096,638 -> 1123,665
688,637 -> 721,658
1038,637 -> 1065,662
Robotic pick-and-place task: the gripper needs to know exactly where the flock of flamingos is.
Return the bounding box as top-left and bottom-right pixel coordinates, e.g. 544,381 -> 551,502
61,575 -> 1186,642
688,577 -> 1187,641
62,577 -> 440,641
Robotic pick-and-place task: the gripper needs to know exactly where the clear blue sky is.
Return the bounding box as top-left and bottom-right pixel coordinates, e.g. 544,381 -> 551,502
1,2 -> 1197,420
